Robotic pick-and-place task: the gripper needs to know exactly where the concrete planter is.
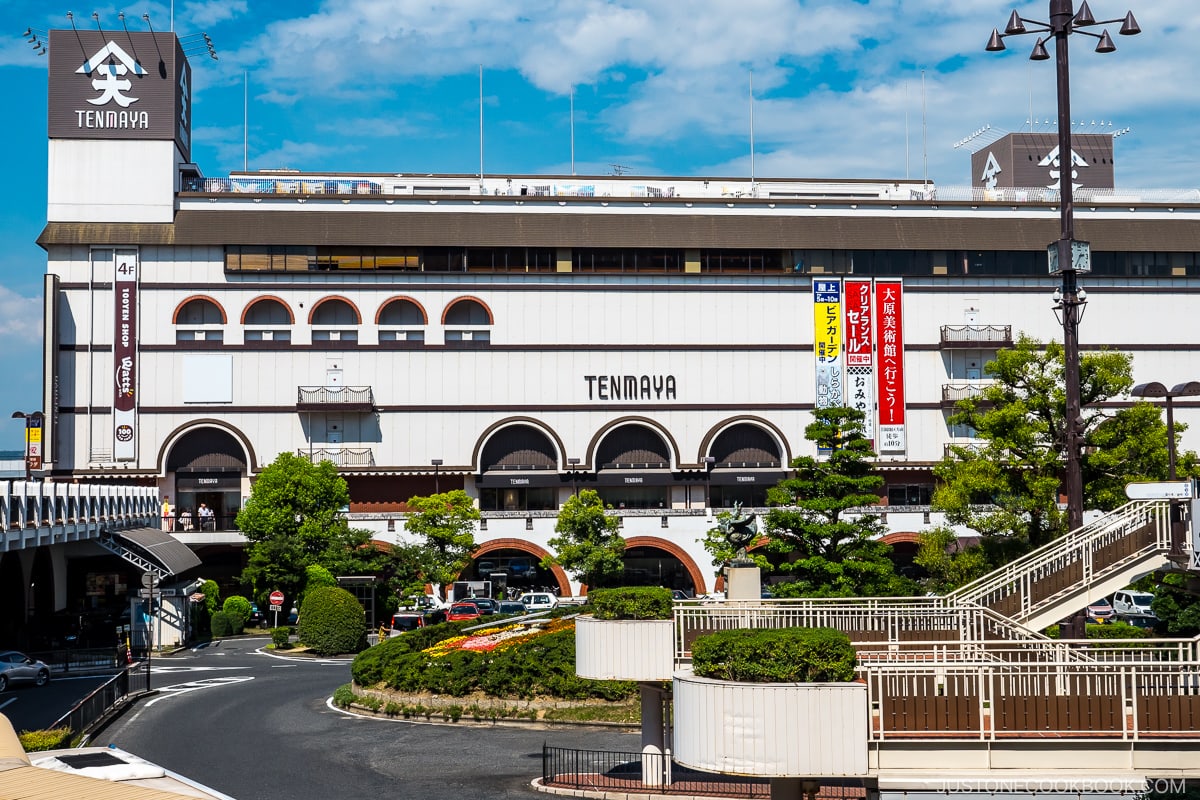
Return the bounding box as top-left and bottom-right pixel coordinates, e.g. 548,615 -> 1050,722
574,615 -> 675,681
673,667 -> 868,777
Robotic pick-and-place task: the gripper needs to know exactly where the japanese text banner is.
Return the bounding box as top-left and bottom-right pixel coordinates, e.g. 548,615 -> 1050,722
875,278 -> 906,453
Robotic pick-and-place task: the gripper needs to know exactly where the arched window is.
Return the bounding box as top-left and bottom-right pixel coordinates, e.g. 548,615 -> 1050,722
243,298 -> 293,343
378,298 -> 426,344
175,297 -> 225,344
311,298 -> 361,344
443,298 -> 492,346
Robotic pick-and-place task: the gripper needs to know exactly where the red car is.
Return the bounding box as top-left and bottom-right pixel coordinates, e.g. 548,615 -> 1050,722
446,603 -> 482,622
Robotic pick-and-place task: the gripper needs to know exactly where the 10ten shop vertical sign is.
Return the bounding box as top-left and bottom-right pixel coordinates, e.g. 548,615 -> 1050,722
113,250 -> 139,461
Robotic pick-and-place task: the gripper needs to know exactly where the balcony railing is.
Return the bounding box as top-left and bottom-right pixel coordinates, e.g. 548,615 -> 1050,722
296,386 -> 374,412
297,447 -> 375,467
943,440 -> 987,460
939,324 -> 1012,348
941,383 -> 993,406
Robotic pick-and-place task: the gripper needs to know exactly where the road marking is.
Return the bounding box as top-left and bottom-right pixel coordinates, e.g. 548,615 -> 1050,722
143,676 -> 254,707
0,698 -> 15,712
271,664 -> 297,668
151,665 -> 251,674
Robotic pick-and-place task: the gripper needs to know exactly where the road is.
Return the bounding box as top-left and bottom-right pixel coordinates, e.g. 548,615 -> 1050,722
94,636 -> 639,800
2,673 -> 110,733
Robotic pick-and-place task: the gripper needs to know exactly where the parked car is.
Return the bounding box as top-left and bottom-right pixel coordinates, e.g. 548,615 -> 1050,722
464,597 -> 499,615
0,651 -> 50,692
1086,597 -> 1116,623
1118,612 -> 1160,631
388,612 -> 428,637
518,592 -> 558,612
497,601 -> 528,615
1112,590 -> 1155,617
670,589 -> 693,601
248,603 -> 266,628
446,603 -> 482,622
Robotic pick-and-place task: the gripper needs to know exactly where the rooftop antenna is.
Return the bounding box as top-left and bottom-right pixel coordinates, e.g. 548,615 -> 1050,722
749,70 -> 756,190
921,69 -> 928,185
478,64 -> 484,191
610,164 -> 628,176
244,71 -> 248,172
904,80 -> 910,179
570,90 -> 575,176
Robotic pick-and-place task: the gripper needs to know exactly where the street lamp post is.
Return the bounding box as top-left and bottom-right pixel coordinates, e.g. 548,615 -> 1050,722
431,458 -> 443,494
1131,381 -> 1200,565
987,1 -> 1140,535
567,457 -> 581,496
701,456 -> 717,511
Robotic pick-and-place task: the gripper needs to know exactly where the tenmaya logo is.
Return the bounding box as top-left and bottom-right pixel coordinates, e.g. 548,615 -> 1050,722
1038,145 -> 1088,192
980,152 -> 1002,190
77,41 -> 147,107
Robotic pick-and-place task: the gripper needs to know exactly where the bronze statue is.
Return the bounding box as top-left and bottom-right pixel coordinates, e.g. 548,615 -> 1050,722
719,501 -> 758,565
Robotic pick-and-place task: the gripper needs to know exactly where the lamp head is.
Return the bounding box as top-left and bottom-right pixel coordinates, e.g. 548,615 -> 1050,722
1119,12 -> 1140,36
1095,30 -> 1116,53
1131,381 -> 1169,399
986,29 -> 1006,52
1030,37 -> 1051,61
1073,1 -> 1096,26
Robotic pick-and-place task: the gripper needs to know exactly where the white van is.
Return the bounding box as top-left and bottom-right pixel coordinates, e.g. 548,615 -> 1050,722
519,592 -> 558,612
1111,590 -> 1155,617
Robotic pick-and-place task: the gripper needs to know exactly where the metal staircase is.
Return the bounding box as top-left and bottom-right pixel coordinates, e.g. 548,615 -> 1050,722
948,499 -> 1174,631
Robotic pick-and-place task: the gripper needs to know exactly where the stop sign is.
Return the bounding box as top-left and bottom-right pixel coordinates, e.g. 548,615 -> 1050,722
269,590 -> 284,606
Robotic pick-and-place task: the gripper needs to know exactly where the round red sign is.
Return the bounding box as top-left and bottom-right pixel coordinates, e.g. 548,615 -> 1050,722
269,590 -> 285,606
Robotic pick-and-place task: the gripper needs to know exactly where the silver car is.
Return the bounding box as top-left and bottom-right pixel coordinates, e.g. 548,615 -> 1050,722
0,650 -> 51,691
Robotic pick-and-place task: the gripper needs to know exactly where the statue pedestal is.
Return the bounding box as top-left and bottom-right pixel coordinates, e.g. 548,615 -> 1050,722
725,564 -> 762,601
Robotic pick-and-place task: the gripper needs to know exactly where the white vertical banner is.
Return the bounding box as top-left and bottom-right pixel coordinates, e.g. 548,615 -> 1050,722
843,279 -> 875,446
112,248 -> 139,462
812,278 -> 844,410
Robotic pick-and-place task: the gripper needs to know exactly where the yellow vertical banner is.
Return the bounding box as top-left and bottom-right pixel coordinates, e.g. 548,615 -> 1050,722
813,278 -> 844,410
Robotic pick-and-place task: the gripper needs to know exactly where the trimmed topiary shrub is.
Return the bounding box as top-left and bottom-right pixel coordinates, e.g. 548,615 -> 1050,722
223,596 -> 251,635
298,586 -> 368,656
210,610 -> 233,637
691,627 -> 857,683
271,626 -> 291,649
19,727 -> 73,752
587,587 -> 673,620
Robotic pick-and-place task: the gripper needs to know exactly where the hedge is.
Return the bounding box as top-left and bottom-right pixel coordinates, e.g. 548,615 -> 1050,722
18,727 -> 73,752
297,586 -> 368,656
587,587 -> 673,620
691,627 -> 857,683
210,610 -> 233,637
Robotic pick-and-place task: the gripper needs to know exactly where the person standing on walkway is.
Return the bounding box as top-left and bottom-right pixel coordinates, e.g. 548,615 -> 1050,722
161,496 -> 174,532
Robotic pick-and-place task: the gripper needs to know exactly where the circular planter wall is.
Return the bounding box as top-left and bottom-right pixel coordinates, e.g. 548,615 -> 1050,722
672,667 -> 868,777
575,615 -> 675,681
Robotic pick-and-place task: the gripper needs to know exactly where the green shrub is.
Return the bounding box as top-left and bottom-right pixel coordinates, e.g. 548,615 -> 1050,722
691,627 -> 857,683
587,587 -> 673,620
1085,621 -> 1152,640
223,596 -> 252,634
18,727 -> 73,752
298,586 -> 367,656
271,626 -> 291,649
332,683 -> 356,708
210,610 -> 233,637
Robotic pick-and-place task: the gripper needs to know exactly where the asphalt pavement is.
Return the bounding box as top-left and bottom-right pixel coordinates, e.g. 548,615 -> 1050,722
93,636 -> 639,800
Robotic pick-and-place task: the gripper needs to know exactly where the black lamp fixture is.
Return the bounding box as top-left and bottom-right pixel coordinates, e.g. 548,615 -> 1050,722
1131,381 -> 1200,566
986,1 -> 1140,538
431,458 -> 443,494
701,456 -> 717,510
567,457 -> 581,496
11,411 -> 44,482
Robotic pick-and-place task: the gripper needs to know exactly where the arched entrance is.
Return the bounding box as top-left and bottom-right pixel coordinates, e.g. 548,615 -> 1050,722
619,537 -> 706,595
465,539 -> 571,597
703,420 -> 786,508
591,422 -> 676,509
166,427 -> 249,532
880,531 -> 924,579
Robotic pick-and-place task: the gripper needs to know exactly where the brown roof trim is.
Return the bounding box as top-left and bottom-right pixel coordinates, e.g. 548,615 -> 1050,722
38,211 -> 1200,251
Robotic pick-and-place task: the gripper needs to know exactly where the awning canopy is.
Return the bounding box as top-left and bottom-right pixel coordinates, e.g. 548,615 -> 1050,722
708,470 -> 787,486
594,469 -> 676,487
476,471 -> 564,488
99,527 -> 202,576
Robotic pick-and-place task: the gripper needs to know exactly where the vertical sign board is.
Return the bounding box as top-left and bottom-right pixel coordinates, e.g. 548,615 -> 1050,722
843,279 -> 875,447
1191,497 -> 1200,571
875,279 -> 907,453
113,249 -> 139,461
813,279 -> 844,409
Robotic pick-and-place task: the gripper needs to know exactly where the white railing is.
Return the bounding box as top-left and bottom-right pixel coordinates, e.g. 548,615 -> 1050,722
0,481 -> 159,541
863,659 -> 1200,740
949,500 -> 1172,623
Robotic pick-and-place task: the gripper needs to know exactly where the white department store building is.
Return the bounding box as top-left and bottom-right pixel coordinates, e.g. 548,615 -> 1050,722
32,27 -> 1200,598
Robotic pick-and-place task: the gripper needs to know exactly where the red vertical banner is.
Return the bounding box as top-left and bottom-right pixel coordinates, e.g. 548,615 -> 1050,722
875,279 -> 906,453
843,279 -> 875,446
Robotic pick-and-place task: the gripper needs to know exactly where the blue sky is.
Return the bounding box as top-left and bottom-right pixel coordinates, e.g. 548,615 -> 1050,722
1,0 -> 1197,448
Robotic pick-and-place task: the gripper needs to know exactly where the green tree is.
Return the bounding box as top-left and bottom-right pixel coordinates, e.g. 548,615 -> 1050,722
913,527 -> 992,594
222,596 -> 252,634
543,489 -> 625,590
762,406 -> 913,597
237,452 -> 377,602
403,490 -> 479,600
936,336 -> 1195,560
297,585 -> 367,656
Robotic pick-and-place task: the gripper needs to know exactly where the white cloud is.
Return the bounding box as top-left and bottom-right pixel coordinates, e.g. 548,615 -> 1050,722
0,285 -> 43,343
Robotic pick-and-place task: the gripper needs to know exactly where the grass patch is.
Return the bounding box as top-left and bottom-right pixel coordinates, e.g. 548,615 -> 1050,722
541,703 -> 640,724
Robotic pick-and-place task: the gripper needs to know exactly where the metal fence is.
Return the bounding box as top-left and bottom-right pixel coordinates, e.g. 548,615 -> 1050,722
29,647 -> 123,675
49,661 -> 150,742
541,745 -> 769,798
